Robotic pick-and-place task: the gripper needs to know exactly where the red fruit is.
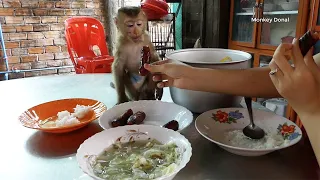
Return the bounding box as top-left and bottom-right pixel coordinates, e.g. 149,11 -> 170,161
127,111 -> 146,125
139,46 -> 150,76
163,120 -> 179,131
111,109 -> 133,127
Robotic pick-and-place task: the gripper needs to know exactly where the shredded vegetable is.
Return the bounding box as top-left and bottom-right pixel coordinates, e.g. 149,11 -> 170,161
91,139 -> 181,180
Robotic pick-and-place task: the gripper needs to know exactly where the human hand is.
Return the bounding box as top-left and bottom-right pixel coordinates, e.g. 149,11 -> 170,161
144,59 -> 195,89
269,38 -> 320,119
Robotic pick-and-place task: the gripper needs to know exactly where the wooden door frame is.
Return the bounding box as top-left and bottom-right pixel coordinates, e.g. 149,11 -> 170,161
256,0 -> 310,51
297,0 -> 311,34
310,0 -> 320,31
228,0 -> 260,48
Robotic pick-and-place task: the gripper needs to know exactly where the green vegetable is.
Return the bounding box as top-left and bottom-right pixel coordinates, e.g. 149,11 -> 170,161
91,139 -> 181,180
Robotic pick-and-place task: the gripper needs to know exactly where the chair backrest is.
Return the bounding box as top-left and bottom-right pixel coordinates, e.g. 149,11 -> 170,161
64,16 -> 109,60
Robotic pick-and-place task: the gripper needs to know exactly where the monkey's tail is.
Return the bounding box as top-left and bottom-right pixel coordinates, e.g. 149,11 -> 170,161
110,82 -> 115,89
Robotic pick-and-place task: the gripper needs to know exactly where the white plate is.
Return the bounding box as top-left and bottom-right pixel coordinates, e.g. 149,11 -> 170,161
195,108 -> 302,156
99,100 -> 193,132
76,125 -> 192,180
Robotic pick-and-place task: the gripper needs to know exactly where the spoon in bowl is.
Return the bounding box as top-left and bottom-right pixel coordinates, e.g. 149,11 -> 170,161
243,97 -> 265,139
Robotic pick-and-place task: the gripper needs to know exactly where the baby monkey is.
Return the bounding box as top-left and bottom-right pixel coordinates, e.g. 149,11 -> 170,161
112,6 -> 163,104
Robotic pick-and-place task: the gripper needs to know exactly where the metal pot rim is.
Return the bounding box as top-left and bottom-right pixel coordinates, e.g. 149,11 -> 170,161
165,48 -> 252,65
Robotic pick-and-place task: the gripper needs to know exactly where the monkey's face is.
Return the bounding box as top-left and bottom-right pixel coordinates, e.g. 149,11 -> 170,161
125,20 -> 144,42
121,12 -> 146,43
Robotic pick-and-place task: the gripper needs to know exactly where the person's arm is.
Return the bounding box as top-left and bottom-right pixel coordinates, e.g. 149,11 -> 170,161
148,53 -> 320,98
189,66 -> 280,97
298,114 -> 320,167
189,52 -> 320,97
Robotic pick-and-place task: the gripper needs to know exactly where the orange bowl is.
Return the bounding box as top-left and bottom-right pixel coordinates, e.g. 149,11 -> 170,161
18,98 -> 107,133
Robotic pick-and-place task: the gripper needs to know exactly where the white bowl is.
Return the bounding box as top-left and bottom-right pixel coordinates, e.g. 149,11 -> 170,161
76,125 -> 192,180
99,100 -> 193,132
195,108 -> 302,156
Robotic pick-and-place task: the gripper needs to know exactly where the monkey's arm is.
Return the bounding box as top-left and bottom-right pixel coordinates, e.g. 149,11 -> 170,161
112,56 -> 128,104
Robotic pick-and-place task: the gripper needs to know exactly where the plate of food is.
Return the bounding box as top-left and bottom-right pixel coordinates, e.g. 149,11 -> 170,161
195,108 -> 302,156
76,124 -> 192,180
18,98 -> 107,133
99,100 -> 193,132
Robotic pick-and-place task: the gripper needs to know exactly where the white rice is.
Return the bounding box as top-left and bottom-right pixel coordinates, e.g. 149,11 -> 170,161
56,115 -> 80,127
72,105 -> 93,119
57,110 -> 71,120
53,105 -> 92,127
224,129 -> 290,149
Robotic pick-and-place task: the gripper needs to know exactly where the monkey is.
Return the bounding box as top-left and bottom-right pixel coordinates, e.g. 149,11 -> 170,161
111,6 -> 163,105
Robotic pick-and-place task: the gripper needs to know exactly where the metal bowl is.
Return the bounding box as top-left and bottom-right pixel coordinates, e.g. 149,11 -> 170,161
165,48 -> 252,113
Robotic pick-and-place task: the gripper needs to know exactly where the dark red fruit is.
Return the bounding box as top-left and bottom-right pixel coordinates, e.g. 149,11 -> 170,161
163,120 -> 179,131
139,46 -> 150,76
111,118 -> 124,127
127,111 -> 146,125
139,67 -> 149,76
111,109 -> 133,127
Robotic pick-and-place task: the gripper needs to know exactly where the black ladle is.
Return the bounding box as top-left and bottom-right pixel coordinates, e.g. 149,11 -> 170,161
243,97 -> 265,139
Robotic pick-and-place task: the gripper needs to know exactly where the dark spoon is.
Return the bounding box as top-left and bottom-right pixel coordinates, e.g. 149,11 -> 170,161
243,97 -> 265,139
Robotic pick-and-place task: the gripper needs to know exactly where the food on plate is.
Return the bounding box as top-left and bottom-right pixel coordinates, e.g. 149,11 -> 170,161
90,139 -> 182,180
299,30 -> 319,56
224,129 -> 290,149
110,109 -> 180,131
39,105 -> 93,128
139,45 -> 150,76
219,56 -> 232,62
127,111 -> 146,125
163,120 -> 179,131
111,109 -> 133,127
73,104 -> 93,119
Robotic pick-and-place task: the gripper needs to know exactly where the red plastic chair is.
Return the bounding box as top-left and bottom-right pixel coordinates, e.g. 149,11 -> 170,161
64,16 -> 114,73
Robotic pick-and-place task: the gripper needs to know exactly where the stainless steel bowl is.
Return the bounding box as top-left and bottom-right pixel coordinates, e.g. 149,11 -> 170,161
165,48 -> 252,113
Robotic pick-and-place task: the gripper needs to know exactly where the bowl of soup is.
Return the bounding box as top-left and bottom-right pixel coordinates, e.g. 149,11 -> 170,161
76,124 -> 192,180
165,48 -> 252,113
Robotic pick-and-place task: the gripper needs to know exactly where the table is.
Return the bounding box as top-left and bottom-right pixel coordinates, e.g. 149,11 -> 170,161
0,74 -> 319,180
